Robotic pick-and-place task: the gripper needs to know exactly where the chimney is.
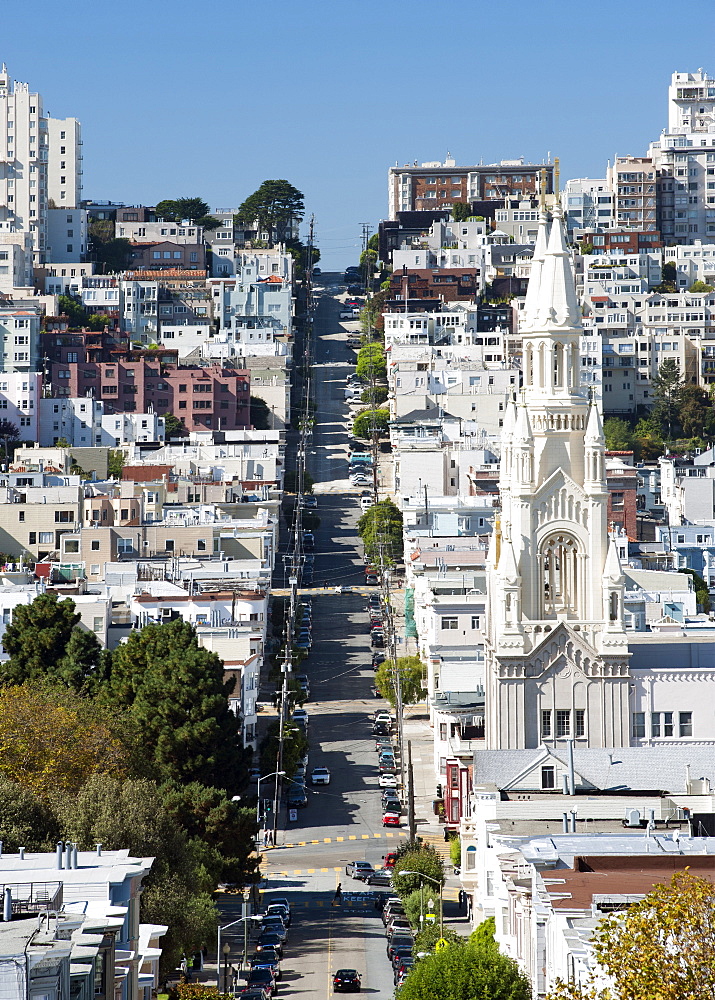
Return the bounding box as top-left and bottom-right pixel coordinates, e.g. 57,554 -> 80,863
56,842 -> 64,869
3,888 -> 11,922
71,844 -> 78,869
64,841 -> 72,868
95,843 -> 102,856
18,848 -> 24,860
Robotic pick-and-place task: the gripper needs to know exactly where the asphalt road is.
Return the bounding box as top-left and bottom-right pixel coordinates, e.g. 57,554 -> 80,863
236,276 -> 401,997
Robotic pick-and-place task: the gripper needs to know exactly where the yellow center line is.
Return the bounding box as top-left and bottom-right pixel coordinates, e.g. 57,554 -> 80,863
361,834 -> 369,840
336,836 -> 344,842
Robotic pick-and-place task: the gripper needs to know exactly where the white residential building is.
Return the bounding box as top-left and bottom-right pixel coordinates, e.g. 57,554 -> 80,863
390,359 -> 519,426
0,230 -> 34,291
120,277 -> 158,338
0,370 -> 40,438
100,411 -> 165,446
0,63 -> 49,262
43,260 -> 95,295
562,177 -> 613,234
383,307 -> 504,363
46,206 -> 88,262
210,250 -> 294,357
116,220 -> 204,244
46,115 -> 82,208
39,397 -> 164,447
0,305 -> 41,373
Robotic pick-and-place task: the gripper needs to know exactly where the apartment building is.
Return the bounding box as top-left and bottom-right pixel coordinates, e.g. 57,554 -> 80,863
117,220 -> 204,244
0,369 -> 40,437
608,156 -> 658,231
386,267 -> 481,310
0,230 -> 34,291
562,177 -> 612,233
665,240 -> 715,286
46,115 -> 82,207
210,250 -> 294,356
38,396 -> 165,447
390,359 -> 519,426
0,304 -> 40,372
0,63 -> 49,261
47,359 -> 250,432
121,271 -> 212,341
388,157 -> 553,218
128,241 -> 206,271
0,485 -> 83,558
46,206 -> 88,262
42,259 -> 95,295
383,307 -> 504,363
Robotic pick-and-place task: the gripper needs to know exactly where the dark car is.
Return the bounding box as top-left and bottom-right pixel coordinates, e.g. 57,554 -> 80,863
237,990 -> 269,1000
286,787 -> 308,808
390,945 -> 414,970
251,949 -> 281,979
388,936 -> 414,960
394,957 -> 415,984
256,931 -> 283,955
347,284 -> 364,295
245,969 -> 276,997
370,632 -> 384,647
333,969 -> 361,993
367,868 -> 393,885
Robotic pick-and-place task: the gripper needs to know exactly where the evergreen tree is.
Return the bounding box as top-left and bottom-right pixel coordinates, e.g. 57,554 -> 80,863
652,358 -> 682,439
1,593 -> 103,691
0,776 -> 59,850
236,180 -> 305,244
108,620 -> 243,791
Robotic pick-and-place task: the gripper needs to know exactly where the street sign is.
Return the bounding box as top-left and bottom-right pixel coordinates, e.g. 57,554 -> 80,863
288,808 -> 298,822
435,937 -> 449,951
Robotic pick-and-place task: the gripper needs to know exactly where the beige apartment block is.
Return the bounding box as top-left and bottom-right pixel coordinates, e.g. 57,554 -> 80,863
0,500 -> 80,558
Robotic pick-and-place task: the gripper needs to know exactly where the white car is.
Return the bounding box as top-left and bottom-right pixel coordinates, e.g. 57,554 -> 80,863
378,772 -> 398,788
360,497 -> 374,511
311,767 -> 331,785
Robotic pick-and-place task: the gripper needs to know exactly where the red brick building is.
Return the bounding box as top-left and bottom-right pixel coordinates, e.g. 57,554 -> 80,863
386,267 -> 480,311
579,229 -> 664,253
606,453 -> 638,538
47,360 -> 250,431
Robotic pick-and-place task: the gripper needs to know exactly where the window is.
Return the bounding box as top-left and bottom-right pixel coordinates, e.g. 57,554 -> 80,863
64,539 -> 79,553
165,539 -> 175,552
93,617 -> 103,633
28,532 -> 36,545
541,766 -> 555,789
471,615 -> 480,629
18,511 -> 24,522
91,539 -> 100,551
117,538 -> 133,554
541,709 -> 552,739
441,617 -> 458,629
632,712 -> 646,739
575,709 -> 585,738
651,711 -> 673,737
679,711 -> 693,737
54,510 -> 74,522
556,709 -> 570,737
197,538 -> 207,551
39,532 -> 53,544
439,723 -> 447,740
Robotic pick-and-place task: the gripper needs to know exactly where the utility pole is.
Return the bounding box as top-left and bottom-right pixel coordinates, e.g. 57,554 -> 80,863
407,739 -> 416,841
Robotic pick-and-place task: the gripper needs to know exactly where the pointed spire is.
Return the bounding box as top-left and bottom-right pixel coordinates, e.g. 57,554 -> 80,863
533,204 -> 581,333
513,401 -> 533,443
501,394 -> 517,442
603,535 -> 624,584
497,536 -> 520,586
585,395 -> 604,444
520,210 -> 550,332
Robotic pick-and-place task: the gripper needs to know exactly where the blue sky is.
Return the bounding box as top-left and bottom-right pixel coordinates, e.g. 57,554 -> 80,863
3,0 -> 715,269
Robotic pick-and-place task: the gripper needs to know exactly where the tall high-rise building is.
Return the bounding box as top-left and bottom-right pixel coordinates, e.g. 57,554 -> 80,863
47,116 -> 82,208
0,63 -> 49,262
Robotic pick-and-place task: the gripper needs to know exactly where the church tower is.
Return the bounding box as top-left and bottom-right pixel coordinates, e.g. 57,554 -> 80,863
485,205 -> 631,750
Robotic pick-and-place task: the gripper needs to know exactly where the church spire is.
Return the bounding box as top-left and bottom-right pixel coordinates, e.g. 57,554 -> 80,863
520,209 -> 550,332
533,203 -> 581,334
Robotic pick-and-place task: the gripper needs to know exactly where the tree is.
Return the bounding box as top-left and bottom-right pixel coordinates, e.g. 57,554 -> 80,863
678,384 -> 714,439
164,413 -> 187,438
375,656 -> 424,708
679,567 -> 711,613
1,593 -> 103,691
360,386 -> 388,406
107,620 -> 244,791
88,220 -> 133,273
0,776 -> 59,850
250,395 -> 271,429
108,448 -> 125,479
547,870 -> 715,1000
451,202 -> 472,222
155,197 -> 220,230
399,935 -> 531,1000
0,419 -> 20,443
259,719 -> 308,780
236,180 -> 305,244
652,358 -> 682,439
391,843 -> 445,896
57,774 -> 219,976
87,313 -> 113,331
0,682 -> 132,796
355,343 -> 387,380
352,407 -> 390,440
58,294 -> 86,327
357,498 -> 403,564
653,260 -> 677,293
632,416 -> 664,461
603,417 -> 634,452
689,280 -> 714,293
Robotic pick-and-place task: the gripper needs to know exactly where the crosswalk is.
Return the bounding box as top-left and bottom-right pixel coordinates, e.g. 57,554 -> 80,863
265,830 -> 407,849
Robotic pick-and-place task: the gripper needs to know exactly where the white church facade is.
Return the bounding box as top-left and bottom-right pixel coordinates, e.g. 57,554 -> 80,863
480,203 -> 715,787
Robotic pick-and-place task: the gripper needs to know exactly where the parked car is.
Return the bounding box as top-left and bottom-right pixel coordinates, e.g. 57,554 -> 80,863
382,795 -> 401,814
286,786 -> 308,808
387,937 -> 414,961
265,903 -> 291,926
256,931 -> 283,955
293,708 -> 309,726
311,767 -> 331,785
345,861 -> 374,880
367,867 -> 393,884
300,495 -> 318,509
260,915 -> 287,941
365,573 -> 379,586
374,711 -> 393,724
244,969 -> 276,997
339,310 -> 356,320
251,949 -> 282,979
379,772 -> 398,788
370,631 -> 384,646
333,969 -> 361,993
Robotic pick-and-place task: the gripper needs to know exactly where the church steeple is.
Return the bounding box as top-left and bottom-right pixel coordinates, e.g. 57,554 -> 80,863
485,203 -> 631,752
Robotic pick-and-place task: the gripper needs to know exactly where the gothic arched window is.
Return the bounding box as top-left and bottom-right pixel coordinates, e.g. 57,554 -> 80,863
540,532 -> 581,618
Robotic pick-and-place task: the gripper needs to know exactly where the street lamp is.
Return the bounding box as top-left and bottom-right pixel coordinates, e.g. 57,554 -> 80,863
257,771 -> 285,846
222,941 -> 231,994
398,870 -> 444,938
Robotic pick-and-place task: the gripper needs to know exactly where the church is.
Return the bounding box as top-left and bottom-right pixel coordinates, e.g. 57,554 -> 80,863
480,204 -> 715,793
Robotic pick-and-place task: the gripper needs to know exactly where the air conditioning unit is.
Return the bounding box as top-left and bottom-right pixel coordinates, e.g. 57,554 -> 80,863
624,808 -> 642,828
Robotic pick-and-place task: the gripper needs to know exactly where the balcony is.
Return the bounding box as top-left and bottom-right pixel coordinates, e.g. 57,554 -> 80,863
1,881 -> 63,915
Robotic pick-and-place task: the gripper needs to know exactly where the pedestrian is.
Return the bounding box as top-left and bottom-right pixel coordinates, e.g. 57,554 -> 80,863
458,888 -> 467,912
333,882 -> 342,904
262,831 -> 268,848
324,580 -> 328,589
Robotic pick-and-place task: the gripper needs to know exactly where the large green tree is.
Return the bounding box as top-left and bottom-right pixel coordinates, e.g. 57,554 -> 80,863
154,197 -> 220,230
357,498 -> 403,564
107,620 -> 243,791
88,220 -> 132,273
391,843 -> 445,895
236,180 -> 305,244
0,776 -> 59,850
399,935 -> 531,1000
375,656 -> 424,708
451,202 -> 472,222
652,358 -> 683,439
352,407 -> 390,440
547,870 -> 715,1000
603,417 -> 634,452
356,343 -> 387,380
1,593 -> 105,692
